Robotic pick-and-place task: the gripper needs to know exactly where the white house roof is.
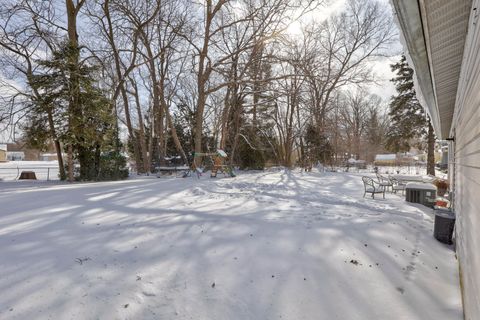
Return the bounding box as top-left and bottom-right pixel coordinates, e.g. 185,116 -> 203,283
0,144 -> 6,151
375,154 -> 396,161
390,0 -> 472,139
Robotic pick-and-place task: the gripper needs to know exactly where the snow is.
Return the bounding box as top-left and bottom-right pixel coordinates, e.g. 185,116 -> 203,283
0,170 -> 462,319
0,161 -> 60,181
375,154 -> 397,161
406,182 -> 437,190
217,150 -> 227,158
393,175 -> 432,183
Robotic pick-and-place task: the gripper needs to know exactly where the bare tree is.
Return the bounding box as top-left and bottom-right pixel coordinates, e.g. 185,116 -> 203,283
302,0 -> 395,131
86,0 -> 161,173
338,90 -> 376,159
180,0 -> 318,165
0,0 -> 66,178
269,39 -> 308,167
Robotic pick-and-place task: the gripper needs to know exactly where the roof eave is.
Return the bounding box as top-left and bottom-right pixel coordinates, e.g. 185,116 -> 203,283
390,0 -> 443,138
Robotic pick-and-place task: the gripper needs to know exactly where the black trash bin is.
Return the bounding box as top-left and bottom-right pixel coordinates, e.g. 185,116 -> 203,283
433,208 -> 455,244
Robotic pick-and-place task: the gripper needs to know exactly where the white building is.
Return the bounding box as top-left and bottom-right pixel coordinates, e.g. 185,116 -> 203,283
374,154 -> 396,162
390,0 -> 479,317
6,151 -> 25,161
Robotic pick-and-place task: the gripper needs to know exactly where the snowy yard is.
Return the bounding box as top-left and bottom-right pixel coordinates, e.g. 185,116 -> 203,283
0,161 -> 60,181
0,170 -> 462,319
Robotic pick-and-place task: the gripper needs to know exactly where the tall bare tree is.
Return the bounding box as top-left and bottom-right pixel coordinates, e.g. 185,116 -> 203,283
0,0 -> 66,179
302,0 -> 395,131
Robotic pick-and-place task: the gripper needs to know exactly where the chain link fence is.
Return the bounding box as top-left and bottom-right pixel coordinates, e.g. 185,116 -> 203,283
0,162 -> 60,181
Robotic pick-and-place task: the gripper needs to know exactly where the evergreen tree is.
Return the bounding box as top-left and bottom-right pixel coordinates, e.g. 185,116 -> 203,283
386,55 -> 435,175
29,42 -> 127,180
304,124 -> 333,165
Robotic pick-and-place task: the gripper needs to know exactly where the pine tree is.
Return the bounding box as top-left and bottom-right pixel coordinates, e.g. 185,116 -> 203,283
386,55 -> 435,175
29,42 -> 126,181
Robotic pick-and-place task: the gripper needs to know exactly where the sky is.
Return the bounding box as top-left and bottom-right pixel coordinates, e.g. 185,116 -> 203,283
369,55 -> 402,102
0,0 -> 404,143
286,0 -> 402,103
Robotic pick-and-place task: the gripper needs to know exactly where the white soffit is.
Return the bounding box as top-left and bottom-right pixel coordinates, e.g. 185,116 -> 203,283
390,0 -> 441,137
390,0 -> 472,139
419,0 -> 472,139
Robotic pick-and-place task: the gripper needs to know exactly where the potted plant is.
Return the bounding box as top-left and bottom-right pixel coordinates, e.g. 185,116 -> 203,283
433,179 -> 449,197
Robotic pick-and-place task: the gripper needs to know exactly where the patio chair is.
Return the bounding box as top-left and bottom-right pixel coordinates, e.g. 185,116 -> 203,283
376,172 -> 393,192
390,177 -> 406,194
362,176 -> 385,199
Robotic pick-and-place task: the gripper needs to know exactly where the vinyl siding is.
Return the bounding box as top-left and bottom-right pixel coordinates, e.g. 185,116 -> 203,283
452,1 -> 480,317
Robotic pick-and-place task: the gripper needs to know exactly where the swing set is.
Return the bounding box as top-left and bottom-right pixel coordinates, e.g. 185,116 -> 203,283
182,149 -> 236,178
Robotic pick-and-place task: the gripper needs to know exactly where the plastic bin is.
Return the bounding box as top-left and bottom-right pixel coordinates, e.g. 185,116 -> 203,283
433,208 -> 455,244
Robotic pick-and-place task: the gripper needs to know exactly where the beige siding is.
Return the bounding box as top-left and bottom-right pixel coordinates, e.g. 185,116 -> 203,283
452,1 -> 480,318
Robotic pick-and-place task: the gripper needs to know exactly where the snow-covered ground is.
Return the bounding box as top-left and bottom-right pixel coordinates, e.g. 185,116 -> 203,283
0,161 -> 60,181
0,170 -> 462,319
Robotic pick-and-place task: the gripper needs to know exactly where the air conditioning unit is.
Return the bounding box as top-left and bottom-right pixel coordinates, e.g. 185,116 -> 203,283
405,183 -> 437,208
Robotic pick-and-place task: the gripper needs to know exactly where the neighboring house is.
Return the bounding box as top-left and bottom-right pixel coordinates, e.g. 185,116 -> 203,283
374,154 -> 396,162
390,0 -> 479,317
375,153 -> 425,166
346,158 -> 366,169
0,142 -> 56,161
40,153 -> 59,161
6,142 -> 40,161
0,144 -> 6,162
374,154 -> 396,165
6,151 -> 25,161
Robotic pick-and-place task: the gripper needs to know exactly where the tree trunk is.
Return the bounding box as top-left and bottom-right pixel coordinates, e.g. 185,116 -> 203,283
130,78 -> 150,173
296,105 -> 305,168
219,86 -> 232,149
121,87 -> 143,173
229,104 -> 242,166
194,1 -> 215,165
148,112 -> 155,172
251,41 -> 264,127
140,33 -> 164,167
194,88 -> 207,159
65,0 -> 84,181
104,0 -> 143,174
46,109 -> 66,180
285,90 -> 297,168
165,107 -> 188,166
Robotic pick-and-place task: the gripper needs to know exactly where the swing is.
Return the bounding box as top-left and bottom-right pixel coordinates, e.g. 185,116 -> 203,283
182,150 -> 235,178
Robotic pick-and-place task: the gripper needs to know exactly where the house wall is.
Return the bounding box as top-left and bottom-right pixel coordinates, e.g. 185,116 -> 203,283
451,2 -> 480,317
6,152 -> 25,161
0,150 -> 6,162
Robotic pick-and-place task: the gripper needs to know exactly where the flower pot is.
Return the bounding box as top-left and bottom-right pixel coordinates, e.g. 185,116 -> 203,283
437,188 -> 447,197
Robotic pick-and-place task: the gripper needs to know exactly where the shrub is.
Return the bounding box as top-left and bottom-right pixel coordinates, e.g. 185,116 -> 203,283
98,151 -> 129,181
433,179 -> 449,190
